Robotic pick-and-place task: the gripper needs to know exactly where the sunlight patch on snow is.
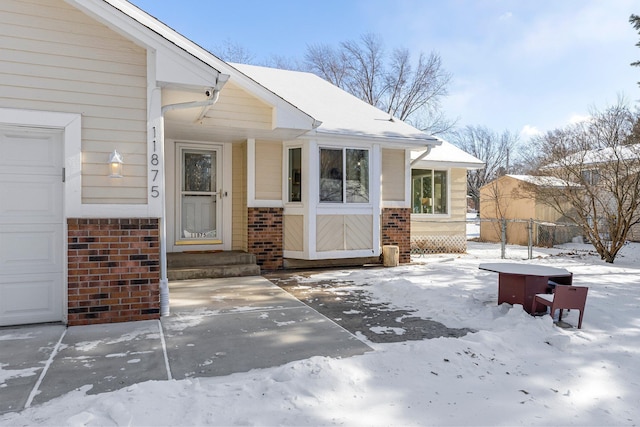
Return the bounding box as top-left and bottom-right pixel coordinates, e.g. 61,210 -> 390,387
370,326 -> 406,336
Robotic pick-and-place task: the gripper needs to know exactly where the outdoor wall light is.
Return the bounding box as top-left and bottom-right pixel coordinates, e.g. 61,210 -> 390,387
108,149 -> 124,178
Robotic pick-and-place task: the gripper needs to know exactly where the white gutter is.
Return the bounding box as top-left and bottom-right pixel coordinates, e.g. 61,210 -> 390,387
161,74 -> 230,117
410,146 -> 433,166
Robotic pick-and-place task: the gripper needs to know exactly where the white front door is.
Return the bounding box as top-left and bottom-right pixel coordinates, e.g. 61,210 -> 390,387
176,144 -> 222,244
0,126 -> 64,326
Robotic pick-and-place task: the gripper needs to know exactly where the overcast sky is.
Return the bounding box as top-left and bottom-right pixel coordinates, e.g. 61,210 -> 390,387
129,0 -> 639,141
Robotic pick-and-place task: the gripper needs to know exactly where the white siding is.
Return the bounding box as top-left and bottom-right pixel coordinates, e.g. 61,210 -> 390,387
204,82 -> 273,129
381,149 -> 405,201
232,142 -> 248,251
0,0 -> 147,204
412,168 -> 467,238
162,82 -> 273,132
255,141 -> 282,200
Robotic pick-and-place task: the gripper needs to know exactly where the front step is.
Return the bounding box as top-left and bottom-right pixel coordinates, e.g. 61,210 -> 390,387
167,251 -> 260,280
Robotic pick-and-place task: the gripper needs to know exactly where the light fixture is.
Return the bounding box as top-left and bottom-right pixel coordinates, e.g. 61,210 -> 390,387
108,149 -> 124,178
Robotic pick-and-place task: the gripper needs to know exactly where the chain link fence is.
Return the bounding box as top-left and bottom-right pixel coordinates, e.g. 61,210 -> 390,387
411,216 -> 584,259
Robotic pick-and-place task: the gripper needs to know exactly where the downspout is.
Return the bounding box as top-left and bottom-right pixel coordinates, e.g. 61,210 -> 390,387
410,145 -> 433,166
158,73 -> 229,317
161,74 -> 229,116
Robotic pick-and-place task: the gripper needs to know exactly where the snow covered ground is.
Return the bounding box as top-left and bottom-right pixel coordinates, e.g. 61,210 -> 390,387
2,241 -> 639,426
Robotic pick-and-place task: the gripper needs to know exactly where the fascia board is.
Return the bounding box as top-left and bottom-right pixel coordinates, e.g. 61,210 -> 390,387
218,63 -> 319,131
412,159 -> 485,170
300,130 -> 441,149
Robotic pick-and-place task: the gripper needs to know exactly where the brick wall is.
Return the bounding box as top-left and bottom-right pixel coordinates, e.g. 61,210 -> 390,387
67,218 -> 160,326
247,207 -> 283,271
381,208 -> 411,264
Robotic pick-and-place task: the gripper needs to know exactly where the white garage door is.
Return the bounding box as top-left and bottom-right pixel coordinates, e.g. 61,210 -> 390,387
0,126 -> 64,326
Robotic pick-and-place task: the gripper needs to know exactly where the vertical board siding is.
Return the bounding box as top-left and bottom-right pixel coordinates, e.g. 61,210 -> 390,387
255,140 -> 282,200
381,149 -> 406,201
0,0 -> 147,204
283,215 -> 304,251
232,142 -> 248,251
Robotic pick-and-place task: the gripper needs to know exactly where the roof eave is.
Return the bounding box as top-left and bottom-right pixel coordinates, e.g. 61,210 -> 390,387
412,159 -> 485,170
304,129 -> 441,148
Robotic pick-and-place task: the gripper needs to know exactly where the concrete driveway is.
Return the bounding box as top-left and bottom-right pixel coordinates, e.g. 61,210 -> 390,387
0,276 -> 371,414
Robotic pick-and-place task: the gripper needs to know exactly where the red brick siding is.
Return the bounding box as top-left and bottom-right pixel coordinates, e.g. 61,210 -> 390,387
381,208 -> 411,263
247,208 -> 283,271
67,218 -> 160,326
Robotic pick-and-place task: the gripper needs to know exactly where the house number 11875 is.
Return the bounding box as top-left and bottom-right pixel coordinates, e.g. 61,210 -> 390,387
150,126 -> 160,198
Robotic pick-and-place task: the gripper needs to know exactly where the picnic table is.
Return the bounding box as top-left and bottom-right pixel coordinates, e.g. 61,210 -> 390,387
478,263 -> 573,314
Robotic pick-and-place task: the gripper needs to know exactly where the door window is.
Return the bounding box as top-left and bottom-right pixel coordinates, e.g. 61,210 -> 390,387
180,149 -> 219,240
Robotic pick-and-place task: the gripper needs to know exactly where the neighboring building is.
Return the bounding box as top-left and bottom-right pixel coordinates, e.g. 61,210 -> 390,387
0,0 -> 477,327
543,144 -> 640,243
410,142 -> 484,253
479,175 -> 580,246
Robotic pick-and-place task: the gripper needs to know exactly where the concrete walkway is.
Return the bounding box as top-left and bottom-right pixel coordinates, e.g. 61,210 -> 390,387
0,276 -> 371,414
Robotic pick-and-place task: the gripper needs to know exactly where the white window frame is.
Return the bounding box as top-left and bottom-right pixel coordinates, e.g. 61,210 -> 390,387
318,146 -> 371,205
286,146 -> 303,204
411,168 -> 451,217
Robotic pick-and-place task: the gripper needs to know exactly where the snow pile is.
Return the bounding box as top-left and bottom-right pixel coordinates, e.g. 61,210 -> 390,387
1,242 -> 639,426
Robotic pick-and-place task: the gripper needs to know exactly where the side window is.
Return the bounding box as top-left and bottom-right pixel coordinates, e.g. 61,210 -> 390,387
288,147 -> 302,202
320,148 -> 343,202
346,149 -> 369,203
412,169 -> 448,214
581,169 -> 600,186
319,147 -> 370,203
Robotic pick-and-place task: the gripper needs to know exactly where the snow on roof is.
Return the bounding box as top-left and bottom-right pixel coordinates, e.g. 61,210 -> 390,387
231,63 -> 439,146
410,138 -> 484,169
546,144 -> 640,168
506,174 -> 578,187
580,144 -> 640,165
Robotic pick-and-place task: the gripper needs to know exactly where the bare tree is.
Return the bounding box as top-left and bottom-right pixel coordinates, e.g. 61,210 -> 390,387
305,33 -> 454,135
479,178 -> 512,243
211,38 -> 256,64
212,35 -> 454,134
529,100 -> 640,263
263,54 -> 304,71
449,125 -> 520,211
631,14 -> 640,86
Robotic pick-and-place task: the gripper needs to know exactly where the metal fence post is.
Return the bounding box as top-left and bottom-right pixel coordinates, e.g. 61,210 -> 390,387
501,218 -> 506,259
528,218 -> 533,260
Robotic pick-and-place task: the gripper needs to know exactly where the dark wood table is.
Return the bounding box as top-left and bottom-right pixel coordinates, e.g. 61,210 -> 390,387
479,263 -> 573,314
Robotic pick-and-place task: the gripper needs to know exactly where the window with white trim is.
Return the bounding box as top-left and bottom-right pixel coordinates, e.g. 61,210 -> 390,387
412,169 -> 448,214
319,148 -> 369,203
288,147 -> 302,202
